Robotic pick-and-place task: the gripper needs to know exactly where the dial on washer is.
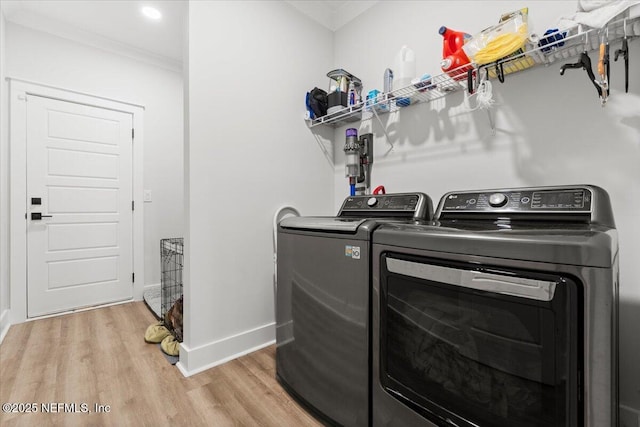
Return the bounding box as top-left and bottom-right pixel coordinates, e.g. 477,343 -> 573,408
489,193 -> 508,207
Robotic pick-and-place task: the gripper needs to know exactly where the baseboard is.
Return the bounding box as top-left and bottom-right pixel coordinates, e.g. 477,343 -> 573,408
620,404 -> 640,427
0,309 -> 11,345
176,321 -> 275,377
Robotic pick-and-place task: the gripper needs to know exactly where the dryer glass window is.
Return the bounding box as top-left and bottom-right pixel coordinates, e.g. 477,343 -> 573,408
379,254 -> 582,427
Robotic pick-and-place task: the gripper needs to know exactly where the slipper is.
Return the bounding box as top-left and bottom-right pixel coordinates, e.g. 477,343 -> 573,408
161,335 -> 180,356
144,321 -> 171,343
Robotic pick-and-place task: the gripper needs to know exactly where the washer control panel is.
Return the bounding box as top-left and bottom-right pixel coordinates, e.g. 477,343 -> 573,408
339,193 -> 432,220
441,188 -> 592,213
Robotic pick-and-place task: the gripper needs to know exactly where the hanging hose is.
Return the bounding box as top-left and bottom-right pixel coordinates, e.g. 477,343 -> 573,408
350,184 -> 356,196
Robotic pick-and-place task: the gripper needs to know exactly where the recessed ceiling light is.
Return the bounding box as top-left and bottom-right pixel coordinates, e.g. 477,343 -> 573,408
142,6 -> 162,20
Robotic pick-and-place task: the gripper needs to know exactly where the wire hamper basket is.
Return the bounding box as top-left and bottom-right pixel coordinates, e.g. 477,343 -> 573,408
161,238 -> 183,320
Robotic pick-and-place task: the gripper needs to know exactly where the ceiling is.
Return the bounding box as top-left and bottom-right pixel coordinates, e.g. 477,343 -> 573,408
285,1 -> 378,31
2,0 -> 187,68
1,1 -> 376,69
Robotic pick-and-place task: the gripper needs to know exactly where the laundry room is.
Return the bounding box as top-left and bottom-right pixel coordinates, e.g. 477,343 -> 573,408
1,1 -> 639,426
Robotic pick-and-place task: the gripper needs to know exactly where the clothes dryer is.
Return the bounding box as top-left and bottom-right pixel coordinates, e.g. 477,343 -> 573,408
371,185 -> 618,427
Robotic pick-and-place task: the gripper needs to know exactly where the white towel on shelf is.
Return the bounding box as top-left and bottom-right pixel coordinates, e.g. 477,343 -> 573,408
559,0 -> 640,29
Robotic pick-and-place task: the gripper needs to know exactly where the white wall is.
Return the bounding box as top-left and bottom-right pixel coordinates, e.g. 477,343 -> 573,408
4,22 -> 184,295
0,4 -> 11,343
181,0 -> 334,374
333,0 -> 640,419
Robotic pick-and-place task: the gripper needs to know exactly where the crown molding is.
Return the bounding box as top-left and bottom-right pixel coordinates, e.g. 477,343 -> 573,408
5,9 -> 182,73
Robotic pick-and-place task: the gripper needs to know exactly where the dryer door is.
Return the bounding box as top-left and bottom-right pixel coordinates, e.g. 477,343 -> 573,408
377,253 -> 582,427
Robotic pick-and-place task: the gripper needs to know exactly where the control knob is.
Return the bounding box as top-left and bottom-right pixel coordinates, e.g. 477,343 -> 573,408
367,197 -> 378,207
488,193 -> 508,207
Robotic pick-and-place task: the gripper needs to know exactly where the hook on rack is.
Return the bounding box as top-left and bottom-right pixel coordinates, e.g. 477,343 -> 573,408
494,62 -> 505,83
467,68 -> 475,94
560,51 -> 602,99
476,62 -> 505,84
560,26 -> 603,102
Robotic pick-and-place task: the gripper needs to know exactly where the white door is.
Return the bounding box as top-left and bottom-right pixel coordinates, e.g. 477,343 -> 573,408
26,94 -> 134,317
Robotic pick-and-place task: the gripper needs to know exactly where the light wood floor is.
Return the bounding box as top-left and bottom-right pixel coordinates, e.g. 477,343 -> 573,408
0,301 -> 323,427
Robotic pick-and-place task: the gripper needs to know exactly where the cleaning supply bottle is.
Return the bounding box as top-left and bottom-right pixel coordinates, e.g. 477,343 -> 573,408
348,81 -> 356,106
394,45 -> 415,106
440,27 -> 471,58
441,49 -> 471,72
439,26 -> 472,79
395,45 -> 416,89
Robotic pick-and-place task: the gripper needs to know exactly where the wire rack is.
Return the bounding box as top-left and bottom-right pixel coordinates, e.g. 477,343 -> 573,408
306,15 -> 639,129
307,71 -> 467,128
161,237 -> 183,321
480,16 -> 638,76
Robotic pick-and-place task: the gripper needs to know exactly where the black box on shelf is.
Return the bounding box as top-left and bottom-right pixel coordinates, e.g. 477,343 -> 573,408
328,91 -> 348,110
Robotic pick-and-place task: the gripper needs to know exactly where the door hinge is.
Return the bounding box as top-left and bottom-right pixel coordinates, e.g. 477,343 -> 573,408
132,128 -> 135,139
132,273 -> 135,283
132,200 -> 135,211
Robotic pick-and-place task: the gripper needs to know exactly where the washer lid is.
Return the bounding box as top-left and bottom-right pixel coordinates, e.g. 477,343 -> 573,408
373,222 -> 618,268
280,216 -> 367,233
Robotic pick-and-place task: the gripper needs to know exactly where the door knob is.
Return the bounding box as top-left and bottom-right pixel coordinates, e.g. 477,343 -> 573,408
31,213 -> 53,220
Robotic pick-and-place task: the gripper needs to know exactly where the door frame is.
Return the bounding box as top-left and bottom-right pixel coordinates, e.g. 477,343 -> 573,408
8,78 -> 145,323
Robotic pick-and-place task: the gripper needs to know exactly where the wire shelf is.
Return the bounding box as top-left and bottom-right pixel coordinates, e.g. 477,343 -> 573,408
307,70 -> 467,128
306,15 -> 638,128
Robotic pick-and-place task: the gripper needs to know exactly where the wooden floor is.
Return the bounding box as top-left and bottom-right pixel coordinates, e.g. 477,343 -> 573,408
0,302 -> 323,427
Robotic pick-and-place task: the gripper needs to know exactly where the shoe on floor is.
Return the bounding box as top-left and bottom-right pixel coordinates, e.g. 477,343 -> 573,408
161,334 -> 180,356
144,321 -> 171,343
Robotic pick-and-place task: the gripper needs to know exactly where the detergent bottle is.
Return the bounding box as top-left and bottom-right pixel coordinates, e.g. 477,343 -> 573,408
440,27 -> 471,58
439,26 -> 472,75
440,49 -> 471,72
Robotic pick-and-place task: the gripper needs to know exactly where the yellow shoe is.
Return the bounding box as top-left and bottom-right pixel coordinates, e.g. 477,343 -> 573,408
161,335 -> 180,356
144,322 -> 171,343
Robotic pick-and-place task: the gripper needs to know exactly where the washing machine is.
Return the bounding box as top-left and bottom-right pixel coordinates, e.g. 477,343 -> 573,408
276,192 -> 433,426
371,185 -> 618,427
